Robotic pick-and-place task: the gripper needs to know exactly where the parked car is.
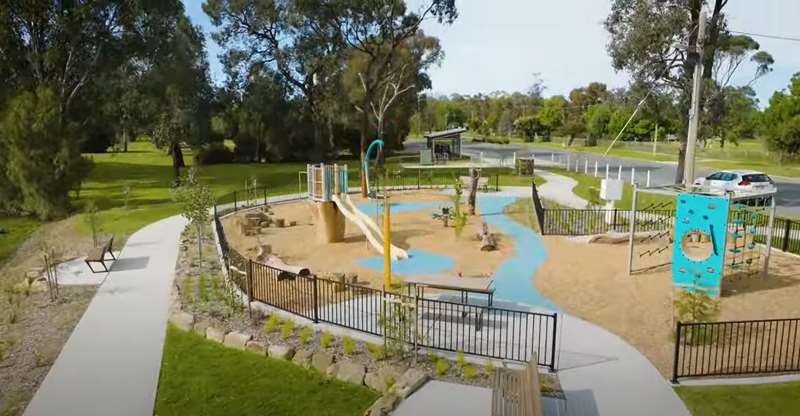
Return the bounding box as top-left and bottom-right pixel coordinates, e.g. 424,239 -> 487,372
692,170 -> 777,196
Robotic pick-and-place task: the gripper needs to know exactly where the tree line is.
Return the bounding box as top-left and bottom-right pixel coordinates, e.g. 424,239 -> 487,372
0,0 -> 457,219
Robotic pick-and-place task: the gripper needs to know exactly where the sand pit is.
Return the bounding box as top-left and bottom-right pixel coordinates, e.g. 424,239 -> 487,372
534,236 -> 800,377
221,189 -> 512,288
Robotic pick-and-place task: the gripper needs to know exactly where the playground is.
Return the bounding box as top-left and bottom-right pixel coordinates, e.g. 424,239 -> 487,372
221,188 -> 514,288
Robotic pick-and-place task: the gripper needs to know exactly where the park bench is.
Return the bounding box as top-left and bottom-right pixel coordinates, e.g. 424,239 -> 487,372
491,353 -> 543,416
459,175 -> 489,192
85,236 -> 116,273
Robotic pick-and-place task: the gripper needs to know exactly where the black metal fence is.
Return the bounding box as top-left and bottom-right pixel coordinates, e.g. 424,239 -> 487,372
213,199 -> 558,369
672,318 -> 800,382
540,208 -> 675,236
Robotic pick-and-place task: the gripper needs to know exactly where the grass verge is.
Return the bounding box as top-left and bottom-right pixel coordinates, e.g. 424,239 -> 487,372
675,381 -> 800,416
0,216 -> 41,265
155,325 -> 379,416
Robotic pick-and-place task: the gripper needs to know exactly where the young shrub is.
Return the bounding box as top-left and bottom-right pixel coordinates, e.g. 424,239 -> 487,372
366,343 -> 385,360
280,320 -> 295,340
262,315 -> 279,334
427,351 -> 439,363
320,331 -> 332,348
435,359 -> 449,376
342,336 -> 356,355
462,364 -> 477,380
484,360 -> 496,376
298,327 -> 313,345
198,274 -> 209,302
674,286 -> 720,345
455,350 -> 466,368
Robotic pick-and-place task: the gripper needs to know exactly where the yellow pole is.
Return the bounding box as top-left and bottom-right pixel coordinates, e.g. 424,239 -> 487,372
383,189 -> 392,287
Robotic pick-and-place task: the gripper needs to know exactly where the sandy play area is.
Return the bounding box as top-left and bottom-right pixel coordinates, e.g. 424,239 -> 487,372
222,189 -> 513,288
534,235 -> 800,377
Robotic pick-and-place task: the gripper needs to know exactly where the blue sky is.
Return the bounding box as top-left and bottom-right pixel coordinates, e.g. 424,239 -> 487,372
184,0 -> 799,105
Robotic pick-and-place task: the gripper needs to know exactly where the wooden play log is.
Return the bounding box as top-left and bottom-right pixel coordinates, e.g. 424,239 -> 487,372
275,218 -> 286,228
264,255 -> 310,281
478,221 -> 497,251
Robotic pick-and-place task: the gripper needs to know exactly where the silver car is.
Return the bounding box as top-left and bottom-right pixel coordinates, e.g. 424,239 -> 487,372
692,170 -> 777,196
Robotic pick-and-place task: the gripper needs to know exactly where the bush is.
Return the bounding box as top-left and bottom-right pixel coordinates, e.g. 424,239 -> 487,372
320,331 -> 332,348
427,351 -> 439,363
484,360 -> 496,376
280,320 -> 295,340
298,327 -> 313,345
455,350 -> 466,368
462,364 -> 477,379
342,336 -> 356,355
195,142 -> 234,165
435,359 -> 449,376
366,343 -> 385,360
263,315 -> 279,334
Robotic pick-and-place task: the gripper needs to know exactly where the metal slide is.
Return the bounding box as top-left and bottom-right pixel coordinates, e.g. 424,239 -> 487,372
331,194 -> 409,260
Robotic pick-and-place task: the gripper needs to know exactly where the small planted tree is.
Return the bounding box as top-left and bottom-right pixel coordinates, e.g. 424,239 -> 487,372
674,278 -> 720,345
174,169 -> 214,274
450,179 -> 468,236
84,201 -> 101,246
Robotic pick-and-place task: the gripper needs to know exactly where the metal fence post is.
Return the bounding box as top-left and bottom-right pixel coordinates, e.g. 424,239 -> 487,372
672,321 -> 682,383
782,219 -> 792,252
246,259 -> 254,318
234,191 -> 238,211
550,313 -> 558,371
612,209 -> 619,231
312,274 -> 319,323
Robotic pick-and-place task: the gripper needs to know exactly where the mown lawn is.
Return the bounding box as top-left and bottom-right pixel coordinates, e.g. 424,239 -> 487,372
675,381 -> 800,416
155,325 -> 379,416
0,216 -> 41,264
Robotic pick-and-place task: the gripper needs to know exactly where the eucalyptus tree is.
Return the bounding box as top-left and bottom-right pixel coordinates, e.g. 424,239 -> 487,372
606,0 -> 773,183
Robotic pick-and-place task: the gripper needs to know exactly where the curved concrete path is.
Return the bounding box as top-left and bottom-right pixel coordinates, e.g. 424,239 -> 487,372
536,169 -> 589,209
25,215 -> 187,416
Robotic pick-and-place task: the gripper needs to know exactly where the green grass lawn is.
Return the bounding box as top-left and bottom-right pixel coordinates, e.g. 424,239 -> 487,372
0,216 -> 41,264
675,381 -> 800,416
540,166 -> 674,210
155,325 -> 379,416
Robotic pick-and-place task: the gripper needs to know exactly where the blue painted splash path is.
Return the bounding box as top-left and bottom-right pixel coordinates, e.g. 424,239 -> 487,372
477,196 -> 557,310
356,249 -> 455,276
356,200 -> 449,216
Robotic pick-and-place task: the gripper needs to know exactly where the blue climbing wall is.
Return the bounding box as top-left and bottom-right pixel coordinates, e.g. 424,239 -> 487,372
671,193 -> 730,296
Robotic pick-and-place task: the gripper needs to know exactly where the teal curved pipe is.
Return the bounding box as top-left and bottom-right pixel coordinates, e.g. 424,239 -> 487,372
364,139 -> 384,195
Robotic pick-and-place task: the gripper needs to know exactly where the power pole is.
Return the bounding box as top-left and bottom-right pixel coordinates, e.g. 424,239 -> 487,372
683,8 -> 707,186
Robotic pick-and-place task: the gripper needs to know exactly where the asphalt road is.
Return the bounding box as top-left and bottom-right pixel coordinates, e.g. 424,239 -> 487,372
403,139 -> 800,217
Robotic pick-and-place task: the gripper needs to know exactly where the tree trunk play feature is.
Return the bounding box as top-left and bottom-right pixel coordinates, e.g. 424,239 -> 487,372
478,221 -> 497,251
468,167 -> 479,215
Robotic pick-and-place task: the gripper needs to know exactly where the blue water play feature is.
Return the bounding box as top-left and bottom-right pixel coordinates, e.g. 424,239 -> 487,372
476,195 -> 557,310
356,200 -> 449,216
356,249 -> 454,276
354,194 -> 557,311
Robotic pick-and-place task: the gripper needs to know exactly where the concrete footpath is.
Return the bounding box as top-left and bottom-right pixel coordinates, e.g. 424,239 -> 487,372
24,215 -> 187,416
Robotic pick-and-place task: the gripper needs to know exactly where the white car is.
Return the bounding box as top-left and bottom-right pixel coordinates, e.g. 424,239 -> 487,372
692,170 -> 777,196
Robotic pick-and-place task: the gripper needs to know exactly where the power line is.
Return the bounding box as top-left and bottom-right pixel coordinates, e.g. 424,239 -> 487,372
729,30 -> 800,43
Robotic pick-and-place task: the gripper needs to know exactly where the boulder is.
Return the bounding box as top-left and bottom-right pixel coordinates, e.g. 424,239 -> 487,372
292,348 -> 313,367
169,312 -> 195,331
223,331 -> 252,350
365,366 -> 403,392
364,394 -> 400,416
268,344 -> 295,360
326,363 -> 339,378
245,340 -> 267,355
311,351 -> 334,373
336,361 -> 366,385
193,320 -> 211,336
393,369 -> 428,398
206,327 -> 226,343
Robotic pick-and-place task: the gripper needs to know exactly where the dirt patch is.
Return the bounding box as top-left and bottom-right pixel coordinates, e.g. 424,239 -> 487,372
221,190 -> 511,288
534,236 -> 800,378
0,286 -> 95,415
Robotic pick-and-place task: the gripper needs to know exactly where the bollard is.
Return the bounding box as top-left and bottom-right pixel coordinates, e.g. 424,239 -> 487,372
618,165 -> 623,180
584,159 -> 589,174
594,160 -> 599,177
646,170 -> 651,187
631,167 -> 636,185
606,163 -> 610,179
